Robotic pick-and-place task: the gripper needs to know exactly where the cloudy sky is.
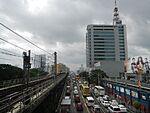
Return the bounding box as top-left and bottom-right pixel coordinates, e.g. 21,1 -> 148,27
0,0 -> 150,71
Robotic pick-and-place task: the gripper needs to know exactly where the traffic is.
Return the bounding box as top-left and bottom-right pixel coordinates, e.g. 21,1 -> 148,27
59,74 -> 129,113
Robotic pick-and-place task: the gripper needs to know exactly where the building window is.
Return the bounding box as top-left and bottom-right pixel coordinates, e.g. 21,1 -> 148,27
94,35 -> 114,37
120,58 -> 125,60
93,31 -> 114,35
94,58 -> 115,60
94,51 -> 115,53
94,38 -> 114,40
94,45 -> 115,47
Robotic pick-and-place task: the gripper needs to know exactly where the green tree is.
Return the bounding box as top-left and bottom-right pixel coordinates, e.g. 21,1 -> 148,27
29,68 -> 48,78
0,64 -> 23,80
89,69 -> 108,85
79,71 -> 89,81
133,101 -> 141,113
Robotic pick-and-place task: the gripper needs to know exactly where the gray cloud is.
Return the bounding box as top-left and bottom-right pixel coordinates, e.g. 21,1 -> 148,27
0,0 -> 150,70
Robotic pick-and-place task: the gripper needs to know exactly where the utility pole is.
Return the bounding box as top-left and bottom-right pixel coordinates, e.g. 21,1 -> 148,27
54,52 -> 57,81
23,50 -> 31,87
23,50 -> 31,105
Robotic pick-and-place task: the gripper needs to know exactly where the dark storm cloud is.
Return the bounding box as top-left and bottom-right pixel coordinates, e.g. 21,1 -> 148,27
0,0 -> 150,70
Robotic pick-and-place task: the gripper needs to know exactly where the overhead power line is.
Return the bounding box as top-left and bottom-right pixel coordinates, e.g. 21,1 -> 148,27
0,51 -> 22,58
0,57 -> 13,61
0,37 -> 27,51
0,48 -> 22,57
0,23 -> 53,56
0,37 -> 54,63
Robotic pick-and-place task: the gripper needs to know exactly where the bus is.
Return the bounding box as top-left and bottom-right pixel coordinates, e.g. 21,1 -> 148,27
94,86 -> 105,97
60,98 -> 71,113
80,84 -> 90,96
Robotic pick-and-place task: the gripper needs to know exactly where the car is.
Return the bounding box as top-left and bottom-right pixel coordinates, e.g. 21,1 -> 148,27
74,86 -> 78,90
101,100 -> 110,107
64,96 -> 70,100
66,86 -> 71,90
91,104 -> 101,113
66,89 -> 70,96
73,90 -> 78,95
108,105 -> 121,113
84,81 -> 88,85
118,104 -> 127,113
76,102 -> 83,111
78,81 -> 82,84
97,96 -> 103,103
110,100 -> 118,106
74,95 -> 80,103
86,96 -> 95,107
103,95 -> 110,101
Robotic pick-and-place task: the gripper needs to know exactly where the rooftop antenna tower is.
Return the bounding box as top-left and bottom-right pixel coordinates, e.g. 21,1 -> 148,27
113,0 -> 122,25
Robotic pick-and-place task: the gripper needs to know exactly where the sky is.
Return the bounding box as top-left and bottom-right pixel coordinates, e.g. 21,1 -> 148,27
0,0 -> 150,71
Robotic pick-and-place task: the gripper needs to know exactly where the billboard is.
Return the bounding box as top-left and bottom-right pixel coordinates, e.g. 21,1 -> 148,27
124,56 -> 150,74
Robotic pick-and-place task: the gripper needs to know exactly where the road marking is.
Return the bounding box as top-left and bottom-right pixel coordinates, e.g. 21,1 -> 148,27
79,85 -> 90,113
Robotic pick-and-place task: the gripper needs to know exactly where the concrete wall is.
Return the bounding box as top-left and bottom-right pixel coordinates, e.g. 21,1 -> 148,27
95,61 -> 124,78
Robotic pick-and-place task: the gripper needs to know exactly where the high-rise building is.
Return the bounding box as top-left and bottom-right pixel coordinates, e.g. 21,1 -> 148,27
34,54 -> 46,70
86,1 -> 128,68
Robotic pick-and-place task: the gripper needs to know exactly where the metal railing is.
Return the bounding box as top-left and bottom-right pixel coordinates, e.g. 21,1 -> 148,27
103,78 -> 150,90
0,75 -> 49,88
0,74 -> 66,113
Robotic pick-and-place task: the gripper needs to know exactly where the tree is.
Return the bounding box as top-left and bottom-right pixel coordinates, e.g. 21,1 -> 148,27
89,69 -> 108,85
133,101 -> 141,113
79,71 -> 89,81
29,68 -> 48,78
0,64 -> 23,80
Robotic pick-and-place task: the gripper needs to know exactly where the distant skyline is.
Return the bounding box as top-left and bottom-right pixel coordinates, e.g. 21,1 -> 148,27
0,0 -> 150,71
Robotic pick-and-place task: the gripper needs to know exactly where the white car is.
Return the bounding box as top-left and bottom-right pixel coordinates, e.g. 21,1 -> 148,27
86,96 -> 95,107
74,86 -> 78,90
101,100 -> 110,107
108,105 -> 121,113
97,96 -> 103,103
74,90 -> 78,95
91,105 -> 101,113
110,100 -> 118,106
103,95 -> 110,101
118,104 -> 127,113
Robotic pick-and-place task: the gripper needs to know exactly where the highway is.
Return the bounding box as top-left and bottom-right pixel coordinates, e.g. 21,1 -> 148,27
70,77 -> 90,113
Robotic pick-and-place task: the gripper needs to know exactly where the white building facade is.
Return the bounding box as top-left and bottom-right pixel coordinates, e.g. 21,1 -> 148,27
86,1 -> 128,77
86,24 -> 127,67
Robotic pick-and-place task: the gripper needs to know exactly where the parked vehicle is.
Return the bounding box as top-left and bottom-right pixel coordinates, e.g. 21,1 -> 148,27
108,105 -> 121,113
118,104 -> 127,113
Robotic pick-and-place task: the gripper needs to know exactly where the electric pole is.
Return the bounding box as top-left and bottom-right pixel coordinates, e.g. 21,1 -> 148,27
23,50 -> 31,105
54,52 -> 57,80
23,50 -> 31,87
